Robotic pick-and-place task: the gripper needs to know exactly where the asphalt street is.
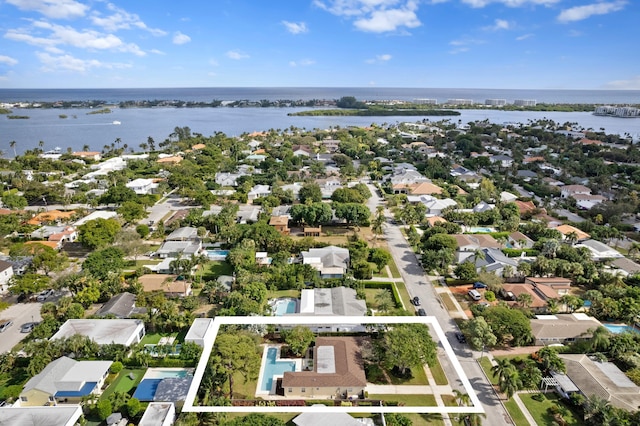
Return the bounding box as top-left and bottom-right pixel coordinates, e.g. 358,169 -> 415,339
366,183 -> 512,425
0,301 -> 43,354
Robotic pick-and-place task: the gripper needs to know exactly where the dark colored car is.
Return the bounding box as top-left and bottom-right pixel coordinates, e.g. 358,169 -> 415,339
20,322 -> 38,333
455,332 -> 466,343
417,308 -> 427,316
17,293 -> 28,303
472,281 -> 488,289
412,296 -> 420,306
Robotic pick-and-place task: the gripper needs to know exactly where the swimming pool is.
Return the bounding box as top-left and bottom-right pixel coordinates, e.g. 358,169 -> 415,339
272,298 -> 297,316
143,368 -> 193,379
207,250 -> 230,260
603,324 -> 639,334
260,347 -> 297,392
468,227 -> 496,233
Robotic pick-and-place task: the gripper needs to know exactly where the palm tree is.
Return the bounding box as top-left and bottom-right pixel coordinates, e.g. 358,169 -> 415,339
588,326 -> 611,352
453,389 -> 471,407
516,293 -> 533,308
499,367 -> 521,399
9,140 -> 16,158
491,358 -> 512,384
82,144 -> 90,152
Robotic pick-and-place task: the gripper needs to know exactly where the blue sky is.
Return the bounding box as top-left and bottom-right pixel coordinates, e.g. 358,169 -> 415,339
0,0 -> 638,89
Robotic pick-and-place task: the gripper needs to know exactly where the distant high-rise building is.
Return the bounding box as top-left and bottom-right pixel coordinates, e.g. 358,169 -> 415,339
414,98 -> 438,105
514,99 -> 537,106
446,99 -> 474,105
485,99 -> 506,106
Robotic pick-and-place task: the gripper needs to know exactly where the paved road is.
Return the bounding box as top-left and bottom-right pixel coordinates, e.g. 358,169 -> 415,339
366,184 -> 512,425
0,302 -> 43,353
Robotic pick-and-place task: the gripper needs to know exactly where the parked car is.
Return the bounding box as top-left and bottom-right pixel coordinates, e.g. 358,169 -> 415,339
20,322 -> 38,333
472,281 -> 487,289
412,296 -> 420,306
0,320 -> 13,333
17,293 -> 28,303
455,332 -> 466,343
417,308 -> 427,316
36,289 -> 54,302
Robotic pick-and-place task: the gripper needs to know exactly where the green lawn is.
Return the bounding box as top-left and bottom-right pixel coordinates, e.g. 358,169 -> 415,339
100,369 -> 145,400
371,262 -> 389,278
441,394 -> 458,406
203,261 -> 234,280
394,280 -> 412,310
479,357 -> 498,385
429,359 -> 449,386
520,393 -> 585,426
231,371 -> 258,399
503,398 -> 531,426
369,394 -> 437,406
389,363 -> 429,386
363,288 -> 391,310
440,292 -> 459,312
140,332 -> 179,345
405,413 -> 445,426
267,289 -> 300,299
387,256 -> 402,278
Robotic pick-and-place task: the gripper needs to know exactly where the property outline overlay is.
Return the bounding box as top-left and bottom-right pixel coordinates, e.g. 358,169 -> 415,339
183,315 -> 484,414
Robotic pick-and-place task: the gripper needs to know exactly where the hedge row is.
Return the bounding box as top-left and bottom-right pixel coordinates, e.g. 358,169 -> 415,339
501,248 -> 540,258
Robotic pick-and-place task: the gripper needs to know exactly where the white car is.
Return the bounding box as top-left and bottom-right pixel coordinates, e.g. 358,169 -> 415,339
36,289 -> 54,302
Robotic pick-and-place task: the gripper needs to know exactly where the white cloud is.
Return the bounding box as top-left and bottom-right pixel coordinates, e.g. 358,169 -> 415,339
603,75 -> 640,90
365,53 -> 392,63
461,0 -> 559,7
226,50 -> 249,60
0,55 -> 18,66
289,59 -> 316,67
448,38 -> 483,53
483,19 -> 510,31
6,21 -> 146,56
516,33 -> 533,40
150,49 -> 165,55
6,0 -> 88,19
91,3 -> 167,36
282,21 -> 308,34
315,0 -> 421,33
557,1 -> 626,23
36,52 -> 131,72
172,31 -> 191,45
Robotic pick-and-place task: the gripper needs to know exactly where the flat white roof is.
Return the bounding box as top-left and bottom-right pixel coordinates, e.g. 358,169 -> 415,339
316,346 -> 336,374
185,318 -> 214,341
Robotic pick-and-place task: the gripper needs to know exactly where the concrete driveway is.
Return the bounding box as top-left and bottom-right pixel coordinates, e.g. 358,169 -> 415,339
0,302 -> 43,353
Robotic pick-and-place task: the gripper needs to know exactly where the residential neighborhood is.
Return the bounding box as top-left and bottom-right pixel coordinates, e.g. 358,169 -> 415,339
2,115 -> 640,426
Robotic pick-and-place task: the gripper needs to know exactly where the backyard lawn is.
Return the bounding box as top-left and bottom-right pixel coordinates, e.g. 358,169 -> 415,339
479,357 -> 498,385
203,261 -> 234,280
100,368 -> 145,400
520,393 -> 585,426
405,413 -> 445,426
140,332 -> 179,345
267,289 -> 300,299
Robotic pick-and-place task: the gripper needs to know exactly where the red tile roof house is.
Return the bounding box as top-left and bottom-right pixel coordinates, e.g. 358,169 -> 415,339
282,336 -> 366,399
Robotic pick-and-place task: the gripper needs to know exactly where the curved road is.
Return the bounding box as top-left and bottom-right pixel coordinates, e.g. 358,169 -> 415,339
366,183 -> 512,426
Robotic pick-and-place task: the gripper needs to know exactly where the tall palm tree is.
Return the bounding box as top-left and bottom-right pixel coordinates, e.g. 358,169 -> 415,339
453,389 -> 471,407
9,140 -> 16,158
499,367 -> 521,399
589,326 -> 611,352
491,358 -> 512,384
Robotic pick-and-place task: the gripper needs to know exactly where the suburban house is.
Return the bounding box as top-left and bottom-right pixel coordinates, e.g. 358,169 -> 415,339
388,169 -> 430,187
269,215 -> 290,235
0,259 -> 14,294
248,184 -> 271,201
282,337 -> 367,399
508,231 -> 535,248
95,292 -> 147,318
215,172 -> 244,187
555,224 -> 590,242
426,216 -> 448,228
500,191 -> 519,203
139,402 -> 176,426
72,210 -> 118,227
452,234 -> 502,263
0,406 -> 83,426
490,154 -> 514,168
471,248 -> 519,276
524,277 -> 572,295
293,412 -> 366,426
28,210 -> 76,226
561,185 -> 592,199
575,239 -> 624,261
50,319 -> 145,346
301,246 -> 350,279
573,193 -> 607,210
30,226 -> 77,243
18,356 -> 112,406
166,227 -> 199,241
298,287 -> 367,317
502,282 -> 557,312
557,354 -> 640,412
530,314 -> 602,345
71,151 -> 101,161
610,257 -> 640,276
155,241 -> 202,259
423,198 -> 457,216
126,178 -> 159,195
292,145 -> 313,157
184,318 -> 216,348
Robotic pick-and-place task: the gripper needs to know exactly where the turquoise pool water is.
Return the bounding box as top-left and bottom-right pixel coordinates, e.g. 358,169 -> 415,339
468,227 -> 495,233
144,368 -> 193,379
260,347 -> 296,392
273,298 -> 297,316
603,324 -> 638,334
207,249 -> 229,259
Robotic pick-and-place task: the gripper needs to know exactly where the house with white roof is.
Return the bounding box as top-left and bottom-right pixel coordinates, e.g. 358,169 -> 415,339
126,178 -> 159,195
72,211 -> 118,227
51,319 -> 145,346
561,185 -> 591,199
18,356 -> 112,406
298,287 -> 367,317
0,406 -> 84,426
575,239 -> 624,261
0,260 -> 14,294
301,246 -> 350,279
185,318 -> 215,348
248,184 -> 271,201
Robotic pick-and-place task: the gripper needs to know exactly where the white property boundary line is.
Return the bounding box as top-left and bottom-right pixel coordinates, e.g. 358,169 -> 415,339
183,316 -> 484,414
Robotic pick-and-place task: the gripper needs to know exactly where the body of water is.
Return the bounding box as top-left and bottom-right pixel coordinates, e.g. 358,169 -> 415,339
1,87 -> 640,155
